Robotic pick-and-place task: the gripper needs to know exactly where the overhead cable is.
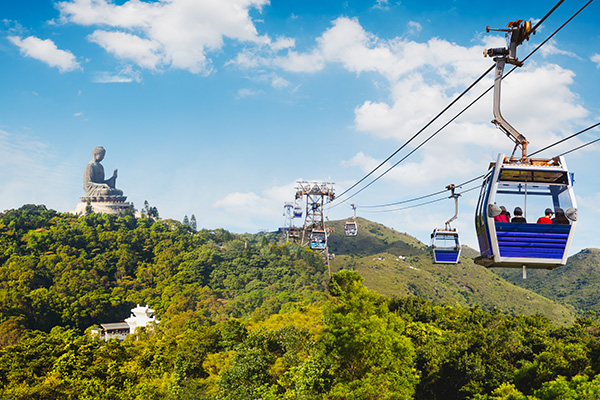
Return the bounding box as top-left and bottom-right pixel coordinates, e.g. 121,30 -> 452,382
354,120 -> 598,211
332,0 -> 593,206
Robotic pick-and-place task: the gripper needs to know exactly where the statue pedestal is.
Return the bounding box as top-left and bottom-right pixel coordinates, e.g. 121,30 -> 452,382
75,196 -> 131,216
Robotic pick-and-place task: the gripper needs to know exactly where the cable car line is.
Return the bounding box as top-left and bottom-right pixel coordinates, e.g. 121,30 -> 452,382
332,64 -> 495,203
360,186 -> 480,214
332,0 -> 590,207
349,120 -> 599,212
556,135 -> 600,157
529,122 -> 600,157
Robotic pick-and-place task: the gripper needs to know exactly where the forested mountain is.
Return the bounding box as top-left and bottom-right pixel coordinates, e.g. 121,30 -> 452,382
328,218 -> 577,325
2,205 -> 600,399
492,248 -> 600,314
0,205 -> 328,341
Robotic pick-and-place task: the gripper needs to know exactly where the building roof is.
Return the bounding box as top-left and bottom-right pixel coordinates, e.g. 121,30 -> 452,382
101,322 -> 130,330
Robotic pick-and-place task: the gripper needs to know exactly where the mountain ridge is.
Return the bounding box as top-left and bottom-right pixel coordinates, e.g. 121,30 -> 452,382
325,217 -> 597,325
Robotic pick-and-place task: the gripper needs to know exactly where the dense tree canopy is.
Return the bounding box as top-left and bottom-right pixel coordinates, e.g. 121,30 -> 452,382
2,205 -> 600,399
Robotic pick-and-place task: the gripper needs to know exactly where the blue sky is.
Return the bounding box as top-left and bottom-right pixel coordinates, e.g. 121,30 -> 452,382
1,0 -> 599,254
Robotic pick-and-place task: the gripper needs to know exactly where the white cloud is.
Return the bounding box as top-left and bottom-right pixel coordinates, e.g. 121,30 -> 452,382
214,192 -> 262,209
537,39 -> 578,59
270,36 -> 295,51
236,88 -> 262,98
213,181 -> 298,231
57,0 -> 271,74
372,0 -> 390,10
592,53 -> 600,68
89,30 -> 162,69
93,65 -> 142,83
8,35 -> 80,72
407,21 -> 422,35
271,76 -> 290,88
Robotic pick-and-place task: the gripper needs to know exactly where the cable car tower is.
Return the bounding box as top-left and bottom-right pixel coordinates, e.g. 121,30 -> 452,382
431,184 -> 462,264
475,19 -> 578,275
283,200 -> 304,242
294,181 -> 335,258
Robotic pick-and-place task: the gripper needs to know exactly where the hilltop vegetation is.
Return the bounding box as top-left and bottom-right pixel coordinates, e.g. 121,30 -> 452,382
327,217 -> 426,257
2,206 -> 600,399
0,204 -> 328,342
328,217 -> 577,325
492,248 -> 600,315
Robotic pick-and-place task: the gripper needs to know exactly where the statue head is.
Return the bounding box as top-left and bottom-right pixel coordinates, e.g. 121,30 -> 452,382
92,146 -> 106,162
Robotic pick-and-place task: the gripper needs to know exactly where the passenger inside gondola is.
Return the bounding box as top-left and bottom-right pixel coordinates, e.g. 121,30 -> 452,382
553,208 -> 570,224
494,206 -> 510,222
536,208 -> 554,224
511,207 -> 527,223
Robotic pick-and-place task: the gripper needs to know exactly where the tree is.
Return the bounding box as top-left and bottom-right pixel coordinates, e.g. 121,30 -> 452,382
190,215 -> 197,231
183,215 -> 190,227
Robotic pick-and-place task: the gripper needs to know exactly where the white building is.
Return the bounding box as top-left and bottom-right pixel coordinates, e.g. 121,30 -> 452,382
92,304 -> 159,341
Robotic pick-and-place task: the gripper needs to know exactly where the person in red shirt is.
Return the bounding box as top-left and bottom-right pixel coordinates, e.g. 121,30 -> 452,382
537,208 -> 554,224
494,206 -> 510,222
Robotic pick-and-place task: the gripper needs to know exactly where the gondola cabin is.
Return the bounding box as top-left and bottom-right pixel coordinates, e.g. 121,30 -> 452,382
309,229 -> 327,250
474,153 -> 577,269
344,220 -> 357,236
431,228 -> 461,264
293,206 -> 303,218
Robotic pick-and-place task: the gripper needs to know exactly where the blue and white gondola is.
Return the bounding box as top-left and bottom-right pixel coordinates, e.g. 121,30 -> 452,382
431,228 -> 461,264
309,229 -> 327,250
344,221 -> 357,236
474,153 -> 577,269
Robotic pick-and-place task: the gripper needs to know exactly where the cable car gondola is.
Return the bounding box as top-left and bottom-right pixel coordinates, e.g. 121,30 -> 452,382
344,203 -> 358,237
293,205 -> 303,218
431,184 -> 462,264
474,19 -> 577,271
431,228 -> 461,264
474,153 -> 577,269
309,229 -> 327,250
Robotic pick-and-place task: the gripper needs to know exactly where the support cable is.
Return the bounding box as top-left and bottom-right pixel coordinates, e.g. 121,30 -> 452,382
353,121 -> 598,211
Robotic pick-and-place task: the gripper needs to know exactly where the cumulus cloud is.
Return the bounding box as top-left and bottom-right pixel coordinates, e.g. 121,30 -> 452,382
537,39 -> 578,59
8,35 -> 80,72
56,0 -> 271,74
592,53 -> 600,68
213,181 -> 298,231
264,17 -> 589,185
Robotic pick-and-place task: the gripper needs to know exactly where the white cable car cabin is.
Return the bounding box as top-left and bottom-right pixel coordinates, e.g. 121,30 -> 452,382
431,184 -> 462,264
344,203 -> 358,237
344,221 -> 357,236
431,228 -> 461,264
309,229 -> 327,250
474,154 -> 577,269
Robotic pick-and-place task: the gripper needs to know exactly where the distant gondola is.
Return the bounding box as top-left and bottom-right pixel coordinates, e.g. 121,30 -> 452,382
344,203 -> 358,237
293,205 -> 303,218
431,228 -> 461,264
309,229 -> 327,250
431,184 -> 462,264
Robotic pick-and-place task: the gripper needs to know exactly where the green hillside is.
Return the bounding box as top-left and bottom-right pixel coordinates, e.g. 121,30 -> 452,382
328,218 -> 576,325
327,217 -> 427,257
492,248 -> 600,314
3,206 -> 600,399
